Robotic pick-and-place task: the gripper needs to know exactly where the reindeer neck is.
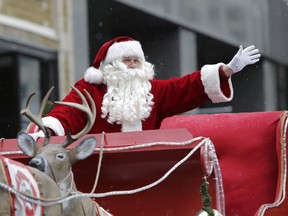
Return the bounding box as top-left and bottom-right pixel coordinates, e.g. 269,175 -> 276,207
56,170 -> 80,214
56,170 -> 76,195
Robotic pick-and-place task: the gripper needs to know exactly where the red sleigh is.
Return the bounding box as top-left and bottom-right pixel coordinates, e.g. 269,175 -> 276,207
1,111 -> 287,216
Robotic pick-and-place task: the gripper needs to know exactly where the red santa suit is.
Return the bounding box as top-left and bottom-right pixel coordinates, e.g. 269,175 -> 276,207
39,63 -> 232,135
28,36 -> 234,136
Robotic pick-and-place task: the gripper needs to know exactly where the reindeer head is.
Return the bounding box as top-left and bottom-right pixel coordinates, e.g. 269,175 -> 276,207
17,86 -> 97,184
18,133 -> 96,183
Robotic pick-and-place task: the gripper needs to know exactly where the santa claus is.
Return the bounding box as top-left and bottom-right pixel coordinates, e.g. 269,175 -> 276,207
28,36 -> 260,139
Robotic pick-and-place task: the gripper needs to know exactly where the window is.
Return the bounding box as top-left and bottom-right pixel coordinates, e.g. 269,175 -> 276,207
0,46 -> 58,138
19,56 -> 41,130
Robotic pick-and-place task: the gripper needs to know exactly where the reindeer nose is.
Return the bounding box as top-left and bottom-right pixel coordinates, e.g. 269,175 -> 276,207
29,157 -> 45,172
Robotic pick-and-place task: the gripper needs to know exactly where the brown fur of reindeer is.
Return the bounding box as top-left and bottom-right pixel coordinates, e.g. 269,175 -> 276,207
0,155 -> 63,215
17,86 -> 112,216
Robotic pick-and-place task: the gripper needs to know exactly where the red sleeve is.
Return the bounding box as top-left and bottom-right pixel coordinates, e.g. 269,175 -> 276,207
151,71 -> 209,120
47,80 -> 92,135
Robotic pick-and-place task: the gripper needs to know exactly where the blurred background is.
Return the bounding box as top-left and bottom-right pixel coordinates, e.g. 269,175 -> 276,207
0,0 -> 287,138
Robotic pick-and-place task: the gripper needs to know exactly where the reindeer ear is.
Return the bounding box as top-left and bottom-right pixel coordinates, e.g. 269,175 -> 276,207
69,136 -> 96,162
17,131 -> 39,157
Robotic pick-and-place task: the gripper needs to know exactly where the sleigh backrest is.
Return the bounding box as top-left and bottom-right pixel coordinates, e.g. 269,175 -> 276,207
161,111 -> 288,215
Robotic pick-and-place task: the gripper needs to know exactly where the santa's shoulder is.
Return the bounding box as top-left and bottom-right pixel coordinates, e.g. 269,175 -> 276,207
75,78 -> 105,92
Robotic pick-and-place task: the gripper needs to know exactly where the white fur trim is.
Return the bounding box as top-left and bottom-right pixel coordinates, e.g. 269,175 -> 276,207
29,130 -> 45,142
121,121 -> 142,132
84,66 -> 103,84
42,116 -> 65,136
104,40 -> 145,65
200,63 -> 234,103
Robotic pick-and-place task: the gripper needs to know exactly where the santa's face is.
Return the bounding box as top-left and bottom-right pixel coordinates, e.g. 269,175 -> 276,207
122,56 -> 141,69
101,58 -> 154,126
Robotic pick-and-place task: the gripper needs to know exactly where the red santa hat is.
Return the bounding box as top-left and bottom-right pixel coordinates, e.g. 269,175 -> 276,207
84,36 -> 145,84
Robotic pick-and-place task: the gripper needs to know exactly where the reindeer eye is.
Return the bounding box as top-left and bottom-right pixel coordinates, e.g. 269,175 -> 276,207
56,153 -> 65,160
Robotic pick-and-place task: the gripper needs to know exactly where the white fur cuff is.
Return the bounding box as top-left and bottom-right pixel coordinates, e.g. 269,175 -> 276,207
200,63 -> 234,103
42,116 -> 65,136
84,67 -> 103,84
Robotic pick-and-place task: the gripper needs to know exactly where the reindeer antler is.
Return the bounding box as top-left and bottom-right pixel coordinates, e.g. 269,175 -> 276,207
56,86 -> 96,148
21,86 -> 55,146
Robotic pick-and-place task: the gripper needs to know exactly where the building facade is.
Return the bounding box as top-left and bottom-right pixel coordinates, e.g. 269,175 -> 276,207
0,0 -> 75,137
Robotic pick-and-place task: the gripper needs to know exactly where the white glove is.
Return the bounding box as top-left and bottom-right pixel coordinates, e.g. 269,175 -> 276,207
29,130 -> 45,141
227,45 -> 261,73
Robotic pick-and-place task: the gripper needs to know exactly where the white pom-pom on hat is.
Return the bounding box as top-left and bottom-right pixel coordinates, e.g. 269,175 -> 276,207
84,66 -> 103,85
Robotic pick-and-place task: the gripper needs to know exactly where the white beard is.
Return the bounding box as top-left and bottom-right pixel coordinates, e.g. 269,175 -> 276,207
101,60 -> 155,127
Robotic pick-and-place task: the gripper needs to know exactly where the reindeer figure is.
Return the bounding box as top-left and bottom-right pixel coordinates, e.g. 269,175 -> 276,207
17,87 -> 111,216
0,155 -> 63,215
